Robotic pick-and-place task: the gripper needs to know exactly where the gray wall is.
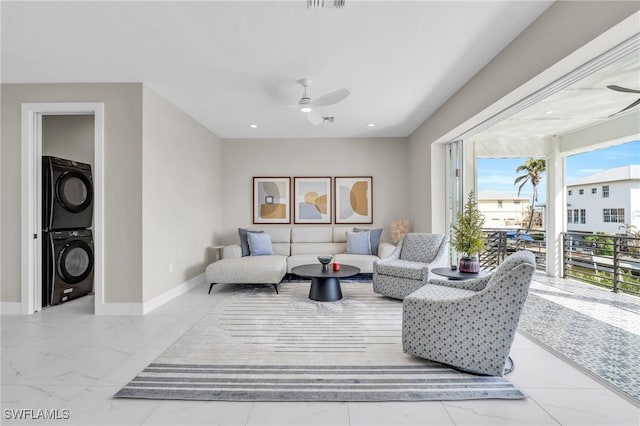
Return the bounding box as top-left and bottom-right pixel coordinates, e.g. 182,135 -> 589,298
142,86 -> 222,302
407,1 -> 640,234
220,137 -> 409,244
1,83 -> 143,304
0,83 -> 224,307
42,115 -> 95,167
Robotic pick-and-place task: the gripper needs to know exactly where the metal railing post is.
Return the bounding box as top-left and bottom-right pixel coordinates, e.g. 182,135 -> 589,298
613,235 -> 619,293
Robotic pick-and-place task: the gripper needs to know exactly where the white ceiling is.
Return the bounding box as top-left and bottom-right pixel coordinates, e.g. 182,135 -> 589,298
474,48 -> 640,142
1,1 -> 553,139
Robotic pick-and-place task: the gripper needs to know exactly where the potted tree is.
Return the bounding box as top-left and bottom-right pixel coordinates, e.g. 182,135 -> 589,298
451,191 -> 486,273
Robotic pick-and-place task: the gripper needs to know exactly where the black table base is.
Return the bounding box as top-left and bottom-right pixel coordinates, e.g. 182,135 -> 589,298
309,277 -> 343,302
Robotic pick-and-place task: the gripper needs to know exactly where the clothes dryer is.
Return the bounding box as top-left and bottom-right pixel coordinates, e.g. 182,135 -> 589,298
42,156 -> 93,230
42,229 -> 94,307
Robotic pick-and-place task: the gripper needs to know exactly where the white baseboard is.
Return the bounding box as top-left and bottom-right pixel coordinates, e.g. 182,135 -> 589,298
6,274 -> 206,316
95,302 -> 144,316
1,302 -> 23,315
143,273 -> 205,315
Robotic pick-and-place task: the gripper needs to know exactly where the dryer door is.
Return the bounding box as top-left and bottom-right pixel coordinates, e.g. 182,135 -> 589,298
56,171 -> 93,213
58,240 -> 94,284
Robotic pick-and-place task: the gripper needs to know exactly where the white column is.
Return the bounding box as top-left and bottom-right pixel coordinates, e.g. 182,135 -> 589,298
545,136 -> 565,277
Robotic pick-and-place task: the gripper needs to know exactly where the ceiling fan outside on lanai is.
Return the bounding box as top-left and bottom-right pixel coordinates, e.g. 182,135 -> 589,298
607,85 -> 640,117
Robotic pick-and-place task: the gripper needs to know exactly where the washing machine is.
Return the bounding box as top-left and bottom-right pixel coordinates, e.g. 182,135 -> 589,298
42,156 -> 94,231
42,229 -> 94,307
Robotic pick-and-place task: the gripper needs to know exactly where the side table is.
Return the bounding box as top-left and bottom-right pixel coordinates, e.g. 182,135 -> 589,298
431,267 -> 490,281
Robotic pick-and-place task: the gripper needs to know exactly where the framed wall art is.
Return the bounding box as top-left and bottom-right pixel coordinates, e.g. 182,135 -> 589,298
253,177 -> 291,224
294,177 -> 332,224
334,176 -> 373,224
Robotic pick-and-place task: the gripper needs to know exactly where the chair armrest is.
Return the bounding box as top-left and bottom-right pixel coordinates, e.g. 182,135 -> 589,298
378,242 -> 396,259
428,275 -> 491,292
222,244 -> 242,259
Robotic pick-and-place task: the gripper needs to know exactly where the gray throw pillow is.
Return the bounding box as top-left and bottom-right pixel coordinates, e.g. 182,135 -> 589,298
354,227 -> 383,256
238,228 -> 264,257
247,232 -> 273,256
346,231 -> 372,255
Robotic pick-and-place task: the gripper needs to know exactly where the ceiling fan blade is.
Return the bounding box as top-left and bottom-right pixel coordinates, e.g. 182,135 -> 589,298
306,109 -> 323,125
310,88 -> 350,107
607,85 -> 640,94
609,97 -> 640,117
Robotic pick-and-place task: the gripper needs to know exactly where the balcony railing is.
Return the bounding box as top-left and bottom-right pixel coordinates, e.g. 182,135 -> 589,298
480,228 -> 546,271
563,231 -> 640,296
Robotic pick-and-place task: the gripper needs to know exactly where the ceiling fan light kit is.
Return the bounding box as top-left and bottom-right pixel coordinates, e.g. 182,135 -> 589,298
292,77 -> 350,125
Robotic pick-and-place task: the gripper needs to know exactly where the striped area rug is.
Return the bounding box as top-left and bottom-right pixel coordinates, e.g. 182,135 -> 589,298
115,282 -> 525,401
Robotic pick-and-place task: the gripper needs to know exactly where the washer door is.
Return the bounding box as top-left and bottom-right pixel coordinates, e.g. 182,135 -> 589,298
58,240 -> 94,284
56,171 -> 93,213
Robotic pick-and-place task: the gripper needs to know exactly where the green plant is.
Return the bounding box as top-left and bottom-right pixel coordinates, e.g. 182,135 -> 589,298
452,191 -> 486,258
584,232 -> 615,257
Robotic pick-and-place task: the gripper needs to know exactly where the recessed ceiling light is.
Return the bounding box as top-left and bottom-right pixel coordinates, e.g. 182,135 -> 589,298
545,110 -> 553,114
300,107 -> 312,113
367,123 -> 376,127
249,124 -> 258,128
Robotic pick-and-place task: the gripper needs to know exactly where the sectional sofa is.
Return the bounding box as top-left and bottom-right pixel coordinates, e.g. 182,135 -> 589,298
205,227 -> 395,294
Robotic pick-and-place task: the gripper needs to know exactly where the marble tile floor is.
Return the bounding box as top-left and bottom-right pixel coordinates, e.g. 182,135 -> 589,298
2,279 -> 639,426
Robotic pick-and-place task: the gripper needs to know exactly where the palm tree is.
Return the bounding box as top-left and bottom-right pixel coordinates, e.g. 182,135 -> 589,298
514,158 -> 546,233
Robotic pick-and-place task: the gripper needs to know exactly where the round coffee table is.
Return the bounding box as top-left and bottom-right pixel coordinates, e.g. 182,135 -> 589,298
431,267 -> 490,281
291,264 -> 360,302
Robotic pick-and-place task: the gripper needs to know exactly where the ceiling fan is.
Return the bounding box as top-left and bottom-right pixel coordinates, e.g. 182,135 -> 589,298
607,85 -> 640,117
293,78 -> 350,125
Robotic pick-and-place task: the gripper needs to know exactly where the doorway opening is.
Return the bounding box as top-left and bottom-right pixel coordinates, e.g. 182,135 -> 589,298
21,103 -> 104,315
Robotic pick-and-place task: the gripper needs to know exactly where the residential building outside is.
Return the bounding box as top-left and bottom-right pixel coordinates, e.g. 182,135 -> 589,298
566,165 -> 640,234
477,189 -> 531,228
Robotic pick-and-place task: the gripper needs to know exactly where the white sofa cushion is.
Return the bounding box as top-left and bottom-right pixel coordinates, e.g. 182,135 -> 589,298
332,227 -> 353,243
206,255 -> 287,284
291,242 -> 346,255
292,227 -> 332,243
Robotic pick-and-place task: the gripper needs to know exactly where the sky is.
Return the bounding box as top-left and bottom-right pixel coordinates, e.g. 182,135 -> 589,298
476,139 -> 640,205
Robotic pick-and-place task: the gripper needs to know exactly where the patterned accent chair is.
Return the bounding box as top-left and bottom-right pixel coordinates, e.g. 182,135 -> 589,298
402,250 -> 536,376
373,233 -> 448,300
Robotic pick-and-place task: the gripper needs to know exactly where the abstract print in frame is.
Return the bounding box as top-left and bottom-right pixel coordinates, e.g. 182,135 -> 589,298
253,177 -> 291,224
334,176 -> 373,224
294,177 -> 332,224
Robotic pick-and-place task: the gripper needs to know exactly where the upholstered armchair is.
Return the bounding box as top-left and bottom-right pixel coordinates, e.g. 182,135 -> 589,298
373,233 -> 448,300
402,250 -> 536,376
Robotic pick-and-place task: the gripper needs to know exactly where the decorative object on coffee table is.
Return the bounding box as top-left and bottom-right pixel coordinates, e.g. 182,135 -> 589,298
451,191 -> 485,273
317,255 -> 333,272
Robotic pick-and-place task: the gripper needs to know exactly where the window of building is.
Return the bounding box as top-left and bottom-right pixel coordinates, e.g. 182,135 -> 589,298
497,200 -> 503,208
568,189 -> 573,196
567,209 -> 571,224
591,188 -> 597,194
602,185 -> 609,198
579,189 -> 584,195
580,209 -> 586,224
603,208 -> 625,223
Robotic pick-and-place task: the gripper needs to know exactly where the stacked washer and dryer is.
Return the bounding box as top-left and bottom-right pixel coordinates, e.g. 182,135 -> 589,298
42,156 -> 95,307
